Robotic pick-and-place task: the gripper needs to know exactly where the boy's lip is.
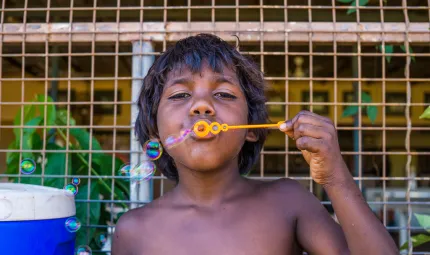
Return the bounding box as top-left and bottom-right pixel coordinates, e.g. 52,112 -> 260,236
189,119 -> 217,140
190,131 -> 216,140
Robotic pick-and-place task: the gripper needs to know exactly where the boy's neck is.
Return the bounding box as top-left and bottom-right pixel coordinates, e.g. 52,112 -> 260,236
174,163 -> 250,207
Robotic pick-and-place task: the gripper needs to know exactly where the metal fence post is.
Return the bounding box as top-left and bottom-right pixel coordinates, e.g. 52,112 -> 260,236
130,40 -> 155,209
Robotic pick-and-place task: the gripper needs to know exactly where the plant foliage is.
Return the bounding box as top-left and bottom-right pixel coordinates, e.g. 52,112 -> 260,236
6,95 -> 130,251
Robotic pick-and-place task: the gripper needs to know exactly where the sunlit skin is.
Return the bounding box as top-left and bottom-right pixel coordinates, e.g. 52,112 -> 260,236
112,62 -> 398,255
156,62 -> 257,178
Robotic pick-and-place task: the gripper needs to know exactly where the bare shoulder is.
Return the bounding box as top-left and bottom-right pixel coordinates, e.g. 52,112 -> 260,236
266,177 -> 307,193
258,177 -> 315,203
253,177 -> 330,217
111,194 -> 172,255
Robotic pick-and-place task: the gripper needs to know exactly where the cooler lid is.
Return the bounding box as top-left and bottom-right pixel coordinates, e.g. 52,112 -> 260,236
0,183 -> 76,221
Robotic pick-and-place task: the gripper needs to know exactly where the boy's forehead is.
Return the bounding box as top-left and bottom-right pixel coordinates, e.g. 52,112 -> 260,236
166,62 -> 239,83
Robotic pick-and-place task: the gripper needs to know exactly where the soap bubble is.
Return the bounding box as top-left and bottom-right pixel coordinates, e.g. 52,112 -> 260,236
20,158 -> 36,175
75,245 -> 92,255
65,217 -> 81,232
71,178 -> 80,185
165,136 -> 177,148
64,184 -> 78,196
143,140 -> 163,160
165,129 -> 192,149
130,161 -> 156,182
118,162 -> 156,183
96,233 -> 108,248
118,164 -> 131,180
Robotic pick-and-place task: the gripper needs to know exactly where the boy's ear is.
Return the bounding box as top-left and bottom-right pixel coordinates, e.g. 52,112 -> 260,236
245,130 -> 258,142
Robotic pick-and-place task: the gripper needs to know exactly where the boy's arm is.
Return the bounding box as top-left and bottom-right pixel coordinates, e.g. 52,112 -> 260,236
278,178 -> 350,255
280,111 -> 398,255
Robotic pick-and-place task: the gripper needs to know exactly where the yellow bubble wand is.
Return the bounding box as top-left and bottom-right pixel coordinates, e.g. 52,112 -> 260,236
193,120 -> 284,138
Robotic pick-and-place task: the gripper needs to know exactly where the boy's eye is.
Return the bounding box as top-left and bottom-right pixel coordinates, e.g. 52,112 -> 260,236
214,92 -> 237,99
168,93 -> 191,100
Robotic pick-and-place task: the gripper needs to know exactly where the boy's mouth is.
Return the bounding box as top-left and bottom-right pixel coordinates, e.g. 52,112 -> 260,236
190,131 -> 216,140
189,119 -> 217,140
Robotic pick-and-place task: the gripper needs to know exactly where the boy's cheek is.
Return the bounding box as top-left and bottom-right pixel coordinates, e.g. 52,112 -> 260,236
157,107 -> 185,127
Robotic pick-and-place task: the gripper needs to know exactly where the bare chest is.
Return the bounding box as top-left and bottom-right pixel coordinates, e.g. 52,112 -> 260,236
139,203 -> 300,255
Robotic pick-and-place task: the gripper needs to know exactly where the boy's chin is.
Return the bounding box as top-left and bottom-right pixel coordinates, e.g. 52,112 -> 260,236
169,138 -> 243,173
178,155 -> 236,174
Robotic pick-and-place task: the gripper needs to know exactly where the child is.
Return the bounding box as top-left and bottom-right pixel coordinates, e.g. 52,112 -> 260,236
112,34 -> 398,254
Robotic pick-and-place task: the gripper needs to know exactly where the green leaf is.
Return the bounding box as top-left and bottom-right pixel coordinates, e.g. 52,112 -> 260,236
13,104 -> 36,126
75,183 -> 101,248
69,128 -> 102,151
69,128 -> 103,163
56,109 -> 76,126
419,106 -> 430,119
5,141 -> 20,180
13,105 -> 36,139
32,133 -> 43,151
347,0 -> 369,14
342,106 -> 359,118
72,156 -> 87,176
415,213 -> 430,232
98,155 -> 124,177
400,45 -> 416,62
43,143 -> 72,189
18,117 -> 43,159
358,0 -> 369,7
378,44 -> 394,63
400,234 -> 430,250
98,155 -> 129,201
6,133 -> 43,182
336,0 -> 354,3
366,105 -> 378,124
6,140 -> 19,165
361,92 -> 372,103
36,95 -> 56,126
346,3 -> 356,14
23,116 -> 43,135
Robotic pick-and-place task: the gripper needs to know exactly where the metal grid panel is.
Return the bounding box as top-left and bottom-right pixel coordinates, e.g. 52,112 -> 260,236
0,0 -> 429,254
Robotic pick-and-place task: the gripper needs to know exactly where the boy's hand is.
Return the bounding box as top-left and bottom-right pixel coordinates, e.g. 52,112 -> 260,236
279,110 -> 348,186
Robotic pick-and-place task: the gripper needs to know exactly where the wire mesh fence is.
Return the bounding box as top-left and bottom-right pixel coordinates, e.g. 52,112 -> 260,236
0,0 -> 429,254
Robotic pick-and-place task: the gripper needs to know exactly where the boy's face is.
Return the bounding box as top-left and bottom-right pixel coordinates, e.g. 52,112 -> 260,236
157,61 -> 257,173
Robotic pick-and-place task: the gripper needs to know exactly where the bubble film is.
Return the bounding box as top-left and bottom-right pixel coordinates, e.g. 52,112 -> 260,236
165,129 -> 192,149
118,164 -> 131,180
20,158 -> 36,175
130,161 -> 156,182
71,178 -> 80,185
96,233 -> 108,248
65,217 -> 81,232
75,245 -> 92,255
144,140 -> 163,160
64,184 -> 78,196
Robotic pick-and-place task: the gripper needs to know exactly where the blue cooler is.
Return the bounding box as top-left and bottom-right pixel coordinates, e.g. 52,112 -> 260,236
0,183 -> 77,255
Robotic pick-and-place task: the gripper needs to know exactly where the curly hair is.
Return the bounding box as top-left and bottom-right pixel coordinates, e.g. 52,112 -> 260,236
135,33 -> 269,183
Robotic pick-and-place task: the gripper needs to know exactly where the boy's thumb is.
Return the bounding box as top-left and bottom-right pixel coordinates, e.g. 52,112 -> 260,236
279,120 -> 292,131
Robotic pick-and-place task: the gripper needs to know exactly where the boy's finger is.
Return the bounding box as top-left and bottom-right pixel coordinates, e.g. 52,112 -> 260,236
279,120 -> 293,131
292,114 -> 325,132
281,110 -> 328,132
279,120 -> 294,138
293,123 -> 327,140
292,110 -> 332,126
296,136 -> 322,153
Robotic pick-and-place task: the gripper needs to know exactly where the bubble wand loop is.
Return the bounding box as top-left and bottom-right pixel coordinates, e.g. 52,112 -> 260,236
193,120 -> 284,138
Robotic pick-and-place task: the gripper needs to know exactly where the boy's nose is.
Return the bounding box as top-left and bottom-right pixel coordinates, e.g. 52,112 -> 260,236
189,100 -> 215,116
